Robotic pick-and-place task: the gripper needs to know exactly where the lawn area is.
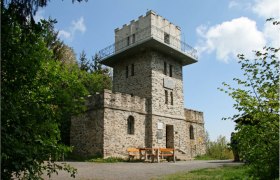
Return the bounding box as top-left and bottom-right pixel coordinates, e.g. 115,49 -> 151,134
154,165 -> 251,180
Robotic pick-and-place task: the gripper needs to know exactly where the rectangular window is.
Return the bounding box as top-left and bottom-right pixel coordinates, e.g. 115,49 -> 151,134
164,62 -> 167,75
128,116 -> 135,135
132,34 -> 135,43
131,64 -> 134,76
165,90 -> 168,104
169,64 -> 173,77
164,33 -> 170,44
127,36 -> 130,46
170,91 -> 173,105
126,66 -> 129,78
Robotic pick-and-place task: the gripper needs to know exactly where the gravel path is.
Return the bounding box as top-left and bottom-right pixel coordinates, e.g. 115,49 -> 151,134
43,160 -> 243,180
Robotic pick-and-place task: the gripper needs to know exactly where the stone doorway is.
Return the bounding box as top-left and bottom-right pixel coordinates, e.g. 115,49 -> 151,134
166,125 -> 174,148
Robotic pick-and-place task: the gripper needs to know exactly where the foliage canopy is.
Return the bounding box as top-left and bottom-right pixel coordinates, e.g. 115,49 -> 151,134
1,0 -> 111,179
220,36 -> 279,178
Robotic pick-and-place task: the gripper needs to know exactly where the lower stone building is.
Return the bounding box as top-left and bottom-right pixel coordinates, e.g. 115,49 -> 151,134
70,89 -> 206,160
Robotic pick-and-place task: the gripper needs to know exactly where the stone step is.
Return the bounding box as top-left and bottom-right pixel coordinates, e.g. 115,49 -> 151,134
175,149 -> 195,161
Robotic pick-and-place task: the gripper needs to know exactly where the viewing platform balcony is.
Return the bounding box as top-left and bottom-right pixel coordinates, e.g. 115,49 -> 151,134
98,25 -> 198,67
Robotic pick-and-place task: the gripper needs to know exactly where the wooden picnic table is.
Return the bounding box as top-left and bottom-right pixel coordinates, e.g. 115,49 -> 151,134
138,147 -> 159,162
128,147 -> 176,163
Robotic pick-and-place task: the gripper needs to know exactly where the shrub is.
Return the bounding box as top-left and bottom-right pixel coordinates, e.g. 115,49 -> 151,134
197,134 -> 233,160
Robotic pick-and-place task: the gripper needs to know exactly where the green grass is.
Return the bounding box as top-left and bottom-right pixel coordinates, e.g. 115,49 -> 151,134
65,153 -> 101,161
154,165 -> 252,180
86,157 -> 125,163
66,153 -> 126,163
194,155 -> 218,160
66,152 -> 145,163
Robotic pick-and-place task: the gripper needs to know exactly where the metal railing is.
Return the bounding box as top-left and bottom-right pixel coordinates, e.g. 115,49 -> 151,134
97,25 -> 198,60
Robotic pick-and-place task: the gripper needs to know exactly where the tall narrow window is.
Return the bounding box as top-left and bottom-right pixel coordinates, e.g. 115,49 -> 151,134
164,33 -> 170,44
126,66 -> 129,78
132,34 -> 135,43
127,116 -> 135,134
131,64 -> 134,76
170,91 -> 173,105
190,125 -> 194,139
165,90 -> 168,104
169,64 -> 173,77
127,36 -> 130,46
164,62 -> 167,75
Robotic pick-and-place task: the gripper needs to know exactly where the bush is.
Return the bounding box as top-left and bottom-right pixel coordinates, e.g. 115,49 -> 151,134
198,134 -> 233,160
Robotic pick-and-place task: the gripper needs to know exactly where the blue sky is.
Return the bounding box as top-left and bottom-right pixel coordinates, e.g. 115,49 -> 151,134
36,0 -> 279,141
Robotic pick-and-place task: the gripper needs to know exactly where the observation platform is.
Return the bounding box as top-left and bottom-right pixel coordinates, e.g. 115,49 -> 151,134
98,25 -> 198,67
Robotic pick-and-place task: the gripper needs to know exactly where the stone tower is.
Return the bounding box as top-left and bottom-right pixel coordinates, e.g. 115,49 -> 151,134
71,10 -> 205,159
99,10 -> 197,148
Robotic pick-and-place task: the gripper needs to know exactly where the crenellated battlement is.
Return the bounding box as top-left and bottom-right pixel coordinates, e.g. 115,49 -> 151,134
114,10 -> 180,34
99,10 -> 197,65
184,108 -> 204,124
87,89 -> 147,114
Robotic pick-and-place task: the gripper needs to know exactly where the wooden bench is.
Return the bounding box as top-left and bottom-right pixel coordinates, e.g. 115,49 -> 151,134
159,148 -> 176,162
127,148 -> 139,161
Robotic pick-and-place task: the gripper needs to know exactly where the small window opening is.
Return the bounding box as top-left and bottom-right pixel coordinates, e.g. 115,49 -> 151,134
169,64 -> 173,77
127,116 -> 135,134
127,36 -> 130,46
165,90 -> 168,104
126,66 -> 129,78
164,62 -> 167,75
190,125 -> 194,139
131,64 -> 134,76
170,91 -> 173,105
132,34 -> 135,43
164,33 -> 170,44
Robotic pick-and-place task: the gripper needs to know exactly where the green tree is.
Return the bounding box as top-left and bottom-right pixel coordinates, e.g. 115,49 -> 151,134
219,45 -> 279,178
1,3 -> 88,179
4,0 -> 85,21
91,53 -> 103,73
40,19 -> 77,65
207,135 -> 233,160
78,51 -> 112,94
79,50 -> 90,71
1,1 -> 112,178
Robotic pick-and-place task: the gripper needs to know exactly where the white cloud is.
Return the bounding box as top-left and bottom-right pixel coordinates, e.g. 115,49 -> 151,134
34,9 -> 45,22
252,0 -> 280,18
263,22 -> 280,47
72,17 -> 86,33
58,17 -> 86,41
228,1 -> 239,8
228,0 -> 252,10
196,17 -> 266,62
58,30 -> 72,40
228,0 -> 280,18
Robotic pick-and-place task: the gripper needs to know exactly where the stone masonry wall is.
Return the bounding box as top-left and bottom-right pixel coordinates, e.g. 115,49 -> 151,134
151,115 -> 188,153
70,108 -> 104,157
103,89 -> 146,113
102,90 -> 148,158
71,90 -> 147,158
151,51 -> 185,119
115,10 -> 181,48
113,51 -> 152,101
103,109 -> 146,158
185,109 -> 206,157
184,108 -> 204,124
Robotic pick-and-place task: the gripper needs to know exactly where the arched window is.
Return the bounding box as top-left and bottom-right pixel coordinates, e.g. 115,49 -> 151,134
190,125 -> 194,139
127,116 -> 135,135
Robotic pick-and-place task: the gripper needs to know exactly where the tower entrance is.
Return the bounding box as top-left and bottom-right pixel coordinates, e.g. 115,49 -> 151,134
166,125 -> 174,148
